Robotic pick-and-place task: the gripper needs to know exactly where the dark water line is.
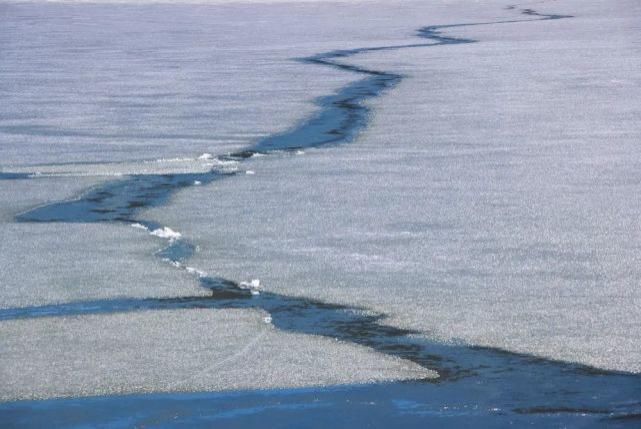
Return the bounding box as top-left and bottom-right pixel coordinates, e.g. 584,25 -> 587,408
15,171 -> 229,223
0,172 -> 30,180
6,7 -> 639,424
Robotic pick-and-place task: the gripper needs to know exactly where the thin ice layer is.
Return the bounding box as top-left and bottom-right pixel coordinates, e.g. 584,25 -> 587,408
1,156 -> 233,177
0,222 -> 207,309
0,309 -> 434,401
0,0 -> 472,397
0,176 -> 203,309
0,1 -> 362,167
147,0 -> 641,373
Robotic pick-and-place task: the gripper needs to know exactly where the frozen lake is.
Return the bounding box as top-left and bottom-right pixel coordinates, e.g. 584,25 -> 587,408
1,0 -> 641,426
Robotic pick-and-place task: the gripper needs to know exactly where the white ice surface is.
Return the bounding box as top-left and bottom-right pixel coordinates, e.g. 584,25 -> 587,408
0,156 -> 234,177
1,0 -> 463,399
2,0 -> 640,403
0,309 -> 433,401
146,0 -> 641,373
0,1 -> 369,167
0,177 -> 206,308
0,221 -> 207,309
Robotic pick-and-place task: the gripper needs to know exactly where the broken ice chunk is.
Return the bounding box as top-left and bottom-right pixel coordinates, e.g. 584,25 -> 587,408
150,227 -> 182,240
239,278 -> 262,294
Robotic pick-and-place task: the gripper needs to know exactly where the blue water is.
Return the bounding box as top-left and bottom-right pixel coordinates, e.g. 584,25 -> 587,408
1,380 -> 639,428
4,7 -> 639,428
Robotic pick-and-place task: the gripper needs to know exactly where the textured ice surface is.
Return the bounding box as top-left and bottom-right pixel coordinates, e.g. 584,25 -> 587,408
0,176 -> 203,309
0,309 -> 432,400
0,1 -> 365,166
1,156 -> 231,177
0,176 -> 105,221
0,222 -> 205,309
2,0 -> 641,404
1,0 -> 459,398
147,0 -> 641,373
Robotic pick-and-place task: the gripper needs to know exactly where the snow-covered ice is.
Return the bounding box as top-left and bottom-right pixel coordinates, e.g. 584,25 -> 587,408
0,167 -> 204,311
1,157 -> 218,177
146,0 -> 641,373
0,222 -> 204,309
0,0 -> 454,399
0,309 -> 433,401
239,278 -> 263,295
1,0 -> 640,404
0,1 -> 358,166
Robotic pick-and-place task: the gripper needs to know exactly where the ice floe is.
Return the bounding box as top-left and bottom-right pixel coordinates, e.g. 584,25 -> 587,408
0,309 -> 434,401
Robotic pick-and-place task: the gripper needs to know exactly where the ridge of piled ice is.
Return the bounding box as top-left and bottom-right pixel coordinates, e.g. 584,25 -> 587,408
149,226 -> 182,240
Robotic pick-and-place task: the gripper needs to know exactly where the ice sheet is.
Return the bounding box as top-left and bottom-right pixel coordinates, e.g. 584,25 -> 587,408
1,0 -> 466,399
2,0 -> 640,405
0,222 -> 208,309
1,156 -> 233,177
0,1 -> 360,166
0,309 -> 433,401
0,174 -> 203,309
146,0 -> 641,373
0,176 -> 105,221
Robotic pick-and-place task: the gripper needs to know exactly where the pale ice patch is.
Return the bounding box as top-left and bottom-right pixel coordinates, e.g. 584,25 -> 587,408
211,158 -> 239,166
147,0 -> 641,373
29,172 -> 124,178
0,223 -> 203,310
0,309 -> 434,401
1,157 -> 216,178
0,0 -> 362,166
240,279 -> 261,289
